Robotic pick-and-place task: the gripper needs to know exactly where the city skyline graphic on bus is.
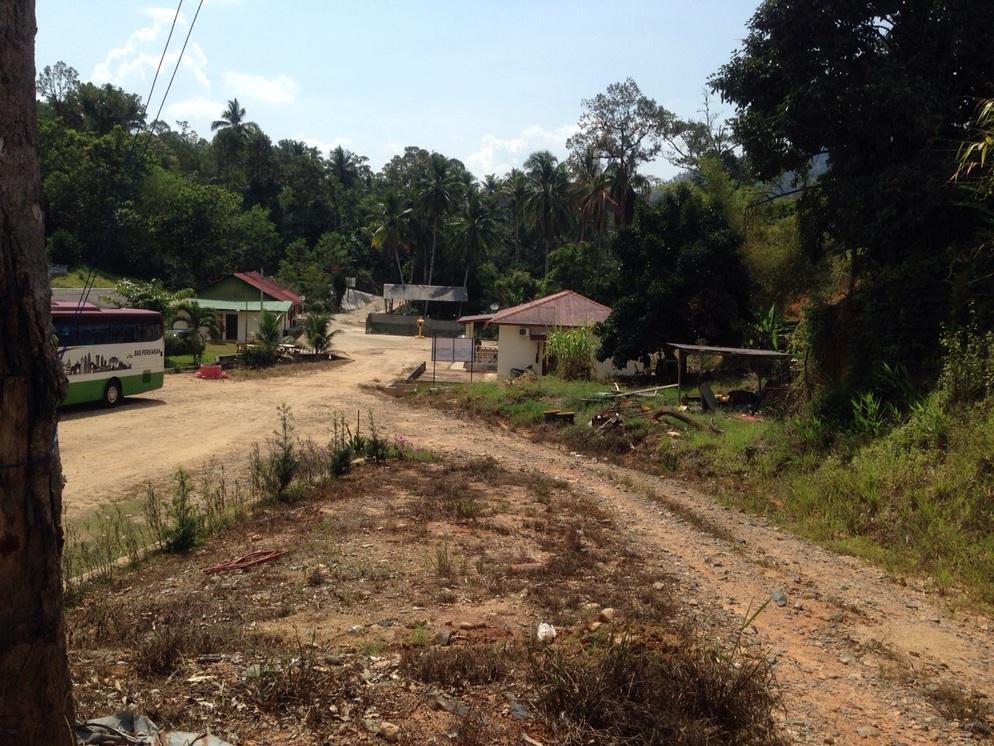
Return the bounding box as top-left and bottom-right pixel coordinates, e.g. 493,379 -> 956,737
60,348 -> 135,378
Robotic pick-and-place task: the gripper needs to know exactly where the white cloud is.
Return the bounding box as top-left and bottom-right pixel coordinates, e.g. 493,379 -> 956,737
296,134 -> 354,156
91,8 -> 211,112
464,134 -> 527,177
223,72 -> 299,106
465,123 -> 578,177
166,95 -> 225,135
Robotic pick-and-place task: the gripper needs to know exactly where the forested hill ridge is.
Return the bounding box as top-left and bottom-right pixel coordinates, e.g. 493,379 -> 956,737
39,0 -> 994,423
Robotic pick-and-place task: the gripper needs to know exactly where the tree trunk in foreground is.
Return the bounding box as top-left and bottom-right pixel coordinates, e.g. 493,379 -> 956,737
0,1 -> 75,741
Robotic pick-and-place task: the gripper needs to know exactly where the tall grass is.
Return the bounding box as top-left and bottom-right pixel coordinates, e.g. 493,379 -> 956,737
745,342 -> 994,605
544,325 -> 596,380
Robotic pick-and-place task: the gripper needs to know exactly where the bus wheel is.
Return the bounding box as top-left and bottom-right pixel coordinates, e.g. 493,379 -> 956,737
103,379 -> 122,407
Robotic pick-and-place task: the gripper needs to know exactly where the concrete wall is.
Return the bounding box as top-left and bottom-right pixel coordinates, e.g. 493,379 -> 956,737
365,313 -> 463,337
496,325 -> 544,376
496,324 -> 638,378
594,355 -> 639,378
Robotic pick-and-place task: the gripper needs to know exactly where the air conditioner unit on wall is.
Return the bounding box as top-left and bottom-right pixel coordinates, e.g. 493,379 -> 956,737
519,327 -> 529,336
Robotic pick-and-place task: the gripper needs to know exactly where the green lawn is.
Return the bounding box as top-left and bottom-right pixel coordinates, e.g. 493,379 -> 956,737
165,341 -> 237,370
50,266 -> 121,288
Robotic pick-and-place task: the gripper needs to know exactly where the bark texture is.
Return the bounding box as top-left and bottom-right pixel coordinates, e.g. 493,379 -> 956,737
0,0 -> 75,741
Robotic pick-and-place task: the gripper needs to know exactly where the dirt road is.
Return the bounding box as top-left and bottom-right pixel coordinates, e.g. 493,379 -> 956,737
58,302 -> 437,518
58,302 -> 994,744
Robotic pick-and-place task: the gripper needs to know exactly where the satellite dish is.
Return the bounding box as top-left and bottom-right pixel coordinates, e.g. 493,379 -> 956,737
490,303 -> 499,312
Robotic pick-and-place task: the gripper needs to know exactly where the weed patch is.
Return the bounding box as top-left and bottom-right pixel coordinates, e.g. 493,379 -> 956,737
533,629 -> 787,746
401,644 -> 516,687
65,407 -> 789,744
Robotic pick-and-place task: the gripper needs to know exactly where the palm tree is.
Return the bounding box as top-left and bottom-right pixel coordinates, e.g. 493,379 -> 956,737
371,188 -> 414,284
279,139 -> 316,158
326,145 -> 363,230
255,309 -> 283,352
211,98 -> 257,136
173,300 -> 222,367
451,190 -> 501,288
572,148 -> 616,245
211,98 -> 259,187
482,174 -> 500,197
606,163 -> 654,227
417,152 -> 460,285
302,313 -> 340,356
523,151 -> 572,278
328,145 -> 362,189
500,168 -> 529,265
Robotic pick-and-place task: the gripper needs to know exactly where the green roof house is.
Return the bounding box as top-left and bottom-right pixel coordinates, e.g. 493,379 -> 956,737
195,272 -> 303,343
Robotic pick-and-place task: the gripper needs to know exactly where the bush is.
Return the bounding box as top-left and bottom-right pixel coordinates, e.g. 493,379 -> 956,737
164,468 -> 203,553
938,323 -> 994,406
240,345 -> 278,369
250,404 -> 301,503
164,332 -> 191,357
534,631 -> 787,745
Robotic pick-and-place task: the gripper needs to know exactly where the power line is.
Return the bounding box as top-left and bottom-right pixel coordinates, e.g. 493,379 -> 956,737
78,0 -> 205,304
69,0 -> 206,340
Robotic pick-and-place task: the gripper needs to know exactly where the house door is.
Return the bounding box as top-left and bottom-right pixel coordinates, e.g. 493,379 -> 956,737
225,314 -> 238,341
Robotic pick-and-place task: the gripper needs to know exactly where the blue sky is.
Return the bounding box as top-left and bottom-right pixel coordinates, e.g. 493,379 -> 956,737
35,0 -> 758,181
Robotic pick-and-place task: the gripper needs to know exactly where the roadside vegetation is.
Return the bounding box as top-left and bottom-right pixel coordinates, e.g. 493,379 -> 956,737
63,405 -> 787,745
164,339 -> 233,371
415,324 -> 994,609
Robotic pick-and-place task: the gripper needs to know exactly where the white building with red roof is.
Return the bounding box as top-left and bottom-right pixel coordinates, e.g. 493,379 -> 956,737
462,290 -> 635,378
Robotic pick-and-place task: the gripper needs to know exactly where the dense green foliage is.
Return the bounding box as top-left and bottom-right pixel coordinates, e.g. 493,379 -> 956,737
711,0 -> 994,397
597,184 -> 751,368
40,4 -> 994,422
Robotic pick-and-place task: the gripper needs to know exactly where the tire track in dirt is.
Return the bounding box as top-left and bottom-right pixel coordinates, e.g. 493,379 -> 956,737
394,413 -> 994,744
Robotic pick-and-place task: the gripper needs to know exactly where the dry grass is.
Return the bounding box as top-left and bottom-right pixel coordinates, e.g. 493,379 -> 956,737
534,628 -> 787,746
925,682 -> 993,731
67,454 -> 789,745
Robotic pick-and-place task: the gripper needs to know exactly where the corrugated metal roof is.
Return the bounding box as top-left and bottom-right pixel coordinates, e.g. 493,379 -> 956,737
383,284 -> 469,302
668,343 -> 793,360
191,299 -> 292,313
231,271 -> 303,305
490,290 -> 611,328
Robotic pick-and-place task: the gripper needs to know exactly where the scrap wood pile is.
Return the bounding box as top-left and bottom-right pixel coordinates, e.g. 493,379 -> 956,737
591,397 -> 655,432
502,368 -> 537,386
592,399 -> 709,434
589,384 -> 715,440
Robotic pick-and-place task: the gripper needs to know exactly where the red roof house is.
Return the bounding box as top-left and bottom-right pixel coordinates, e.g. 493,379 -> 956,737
478,290 -> 622,377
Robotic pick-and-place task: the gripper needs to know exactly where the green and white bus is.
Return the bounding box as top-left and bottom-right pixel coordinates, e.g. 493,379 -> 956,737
52,301 -> 165,407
